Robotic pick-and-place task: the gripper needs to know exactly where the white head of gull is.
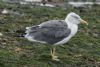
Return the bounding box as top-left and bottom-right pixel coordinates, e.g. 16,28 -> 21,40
65,12 -> 88,25
25,12 -> 88,61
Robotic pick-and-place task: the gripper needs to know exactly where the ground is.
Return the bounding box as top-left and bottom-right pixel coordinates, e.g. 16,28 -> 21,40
0,1 -> 100,67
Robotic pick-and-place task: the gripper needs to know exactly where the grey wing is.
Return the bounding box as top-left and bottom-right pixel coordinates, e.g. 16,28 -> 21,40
25,20 -> 71,44
39,20 -> 71,38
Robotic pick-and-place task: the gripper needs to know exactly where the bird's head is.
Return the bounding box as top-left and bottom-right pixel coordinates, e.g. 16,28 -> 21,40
65,12 -> 88,25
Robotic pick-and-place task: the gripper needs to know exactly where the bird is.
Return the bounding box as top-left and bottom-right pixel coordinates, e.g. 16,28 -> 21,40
25,12 -> 88,61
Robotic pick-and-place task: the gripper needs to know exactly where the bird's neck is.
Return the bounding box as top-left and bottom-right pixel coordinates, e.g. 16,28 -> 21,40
65,18 -> 78,29
65,19 -> 78,37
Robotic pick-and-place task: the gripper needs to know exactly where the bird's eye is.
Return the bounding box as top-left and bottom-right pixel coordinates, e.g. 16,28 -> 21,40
72,15 -> 79,19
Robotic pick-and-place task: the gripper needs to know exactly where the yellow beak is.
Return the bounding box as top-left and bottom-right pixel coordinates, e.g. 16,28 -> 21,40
80,19 -> 88,25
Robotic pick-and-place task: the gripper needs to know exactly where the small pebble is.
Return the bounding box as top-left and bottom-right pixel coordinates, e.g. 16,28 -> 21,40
2,9 -> 9,14
0,33 -> 3,36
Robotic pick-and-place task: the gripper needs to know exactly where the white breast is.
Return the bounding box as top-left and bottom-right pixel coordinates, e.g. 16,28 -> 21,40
55,22 -> 78,45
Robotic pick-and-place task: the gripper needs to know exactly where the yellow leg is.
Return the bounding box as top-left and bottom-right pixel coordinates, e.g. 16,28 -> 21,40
50,47 -> 59,61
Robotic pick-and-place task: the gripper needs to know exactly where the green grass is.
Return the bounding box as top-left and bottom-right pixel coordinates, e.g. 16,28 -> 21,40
0,2 -> 100,67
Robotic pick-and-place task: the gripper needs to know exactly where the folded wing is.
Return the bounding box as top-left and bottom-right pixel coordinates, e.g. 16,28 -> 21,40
25,20 -> 71,44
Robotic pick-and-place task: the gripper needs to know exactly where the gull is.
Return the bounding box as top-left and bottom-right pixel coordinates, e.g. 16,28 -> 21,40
25,12 -> 88,61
